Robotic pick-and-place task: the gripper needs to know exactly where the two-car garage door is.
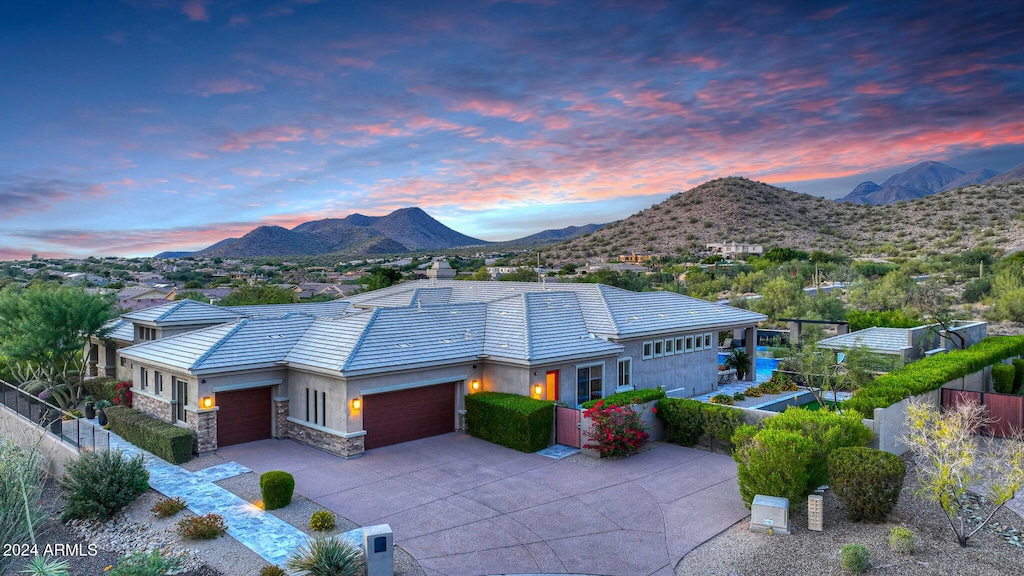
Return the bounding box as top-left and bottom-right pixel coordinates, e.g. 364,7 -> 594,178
362,382 -> 457,450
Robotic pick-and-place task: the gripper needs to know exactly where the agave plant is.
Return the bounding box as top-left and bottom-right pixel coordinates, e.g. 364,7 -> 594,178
286,536 -> 364,576
18,555 -> 70,576
724,348 -> 752,381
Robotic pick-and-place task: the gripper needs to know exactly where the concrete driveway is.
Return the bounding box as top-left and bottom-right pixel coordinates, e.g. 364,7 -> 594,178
217,434 -> 749,576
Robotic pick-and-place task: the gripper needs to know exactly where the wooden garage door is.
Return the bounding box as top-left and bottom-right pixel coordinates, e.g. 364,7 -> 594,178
216,387 -> 272,448
362,382 -> 457,450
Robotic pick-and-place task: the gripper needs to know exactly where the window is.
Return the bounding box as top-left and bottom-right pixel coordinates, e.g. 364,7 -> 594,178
321,391 -> 327,426
305,388 -> 310,421
617,358 -> 632,390
705,333 -> 713,348
305,388 -> 326,425
685,336 -> 695,352
675,336 -> 685,351
694,334 -> 703,351
664,338 -> 674,355
120,357 -> 126,367
139,368 -> 148,390
577,364 -> 603,405
154,372 -> 163,394
654,340 -> 664,358
642,341 -> 653,360
136,326 -> 156,341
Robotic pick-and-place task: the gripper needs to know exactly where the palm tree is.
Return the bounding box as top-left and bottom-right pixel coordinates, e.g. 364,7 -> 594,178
724,348 -> 752,381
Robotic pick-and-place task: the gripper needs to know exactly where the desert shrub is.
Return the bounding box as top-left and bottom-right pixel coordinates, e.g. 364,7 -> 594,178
176,513 -> 226,539
104,406 -> 194,464
889,526 -> 914,554
1014,359 -> 1024,393
846,309 -> 920,332
261,471 -> 295,510
581,387 -> 665,409
758,377 -> 783,395
151,496 -> 187,518
656,398 -> 703,446
840,543 -> 870,573
992,363 -> 1015,394
309,510 -> 336,532
765,408 -> 872,491
709,393 -> 734,405
743,386 -> 762,397
259,566 -> 287,576
732,392 -> 745,401
962,278 -> 992,303
286,536 -> 364,576
0,442 -> 45,574
109,550 -> 181,576
465,392 -> 554,453
702,404 -> 743,452
733,426 -> 814,507
828,447 -> 906,521
59,449 -> 149,521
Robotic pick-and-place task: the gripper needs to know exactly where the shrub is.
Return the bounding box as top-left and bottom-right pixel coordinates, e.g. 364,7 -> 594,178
259,566 -> 287,576
309,510 -> 336,532
109,550 -> 181,576
112,381 -> 133,408
261,471 -> 295,510
581,387 -> 665,409
743,386 -> 762,397
732,392 -> 745,401
176,513 -> 227,539
733,427 -> 814,507
286,536 -> 364,576
104,406 -> 194,464
765,408 -> 872,491
465,392 -> 554,453
840,543 -> 870,573
83,377 -> 119,402
59,449 -> 149,521
992,363 -> 1015,394
759,378 -> 783,395
889,526 -> 914,554
1014,359 -> 1024,393
846,309 -> 920,332
0,442 -> 45,574
702,404 -> 743,452
709,393 -> 734,405
828,447 -> 906,521
583,400 -> 650,457
656,398 -> 703,446
843,336 -> 1024,414
151,496 -> 187,518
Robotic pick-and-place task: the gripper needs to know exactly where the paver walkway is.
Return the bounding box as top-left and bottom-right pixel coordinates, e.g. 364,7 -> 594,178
218,434 -> 750,576
107,432 -> 306,566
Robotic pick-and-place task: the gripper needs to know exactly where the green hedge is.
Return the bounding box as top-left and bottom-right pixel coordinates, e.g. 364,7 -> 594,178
104,406 -> 195,464
581,387 -> 666,409
656,398 -> 743,451
828,447 -> 905,522
84,377 -> 120,402
1014,359 -> 1024,393
260,471 -> 294,510
993,363 -> 1016,394
465,392 -> 553,453
843,336 -> 1024,414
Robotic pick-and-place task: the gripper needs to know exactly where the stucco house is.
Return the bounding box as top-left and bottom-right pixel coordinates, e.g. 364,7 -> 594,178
109,281 -> 764,457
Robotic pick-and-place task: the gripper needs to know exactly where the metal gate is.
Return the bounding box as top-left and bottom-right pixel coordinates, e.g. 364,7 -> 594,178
555,406 -> 581,448
941,389 -> 1024,438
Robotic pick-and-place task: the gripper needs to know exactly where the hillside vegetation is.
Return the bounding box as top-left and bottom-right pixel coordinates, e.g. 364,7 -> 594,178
550,177 -> 1024,262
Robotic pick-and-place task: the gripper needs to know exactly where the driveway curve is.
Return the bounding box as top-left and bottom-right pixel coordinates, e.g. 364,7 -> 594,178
217,434 -> 749,576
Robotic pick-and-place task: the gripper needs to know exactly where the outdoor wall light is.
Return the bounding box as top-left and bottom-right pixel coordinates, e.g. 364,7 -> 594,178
471,380 -> 481,391
200,396 -> 214,409
533,384 -> 543,398
351,397 -> 362,411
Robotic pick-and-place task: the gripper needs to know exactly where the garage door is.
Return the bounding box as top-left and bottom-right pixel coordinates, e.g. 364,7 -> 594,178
362,382 -> 457,450
216,387 -> 272,448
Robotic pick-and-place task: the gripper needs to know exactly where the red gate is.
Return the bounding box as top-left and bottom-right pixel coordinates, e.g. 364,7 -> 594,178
941,389 -> 1024,438
556,406 -> 581,448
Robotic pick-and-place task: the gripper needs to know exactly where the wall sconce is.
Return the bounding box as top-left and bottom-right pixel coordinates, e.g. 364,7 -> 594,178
351,397 -> 362,411
470,380 -> 480,392
200,396 -> 214,409
533,384 -> 543,398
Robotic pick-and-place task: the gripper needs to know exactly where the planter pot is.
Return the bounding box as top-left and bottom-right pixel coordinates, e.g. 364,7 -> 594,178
97,409 -> 108,427
84,403 -> 96,419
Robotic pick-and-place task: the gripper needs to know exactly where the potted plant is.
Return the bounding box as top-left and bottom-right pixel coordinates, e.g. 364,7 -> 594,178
83,395 -> 96,419
94,399 -> 112,426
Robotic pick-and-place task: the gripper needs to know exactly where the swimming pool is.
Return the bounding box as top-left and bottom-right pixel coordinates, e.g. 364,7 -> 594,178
718,353 -> 779,383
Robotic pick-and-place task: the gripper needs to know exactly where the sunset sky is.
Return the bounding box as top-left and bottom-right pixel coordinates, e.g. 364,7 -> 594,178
2,0 -> 1023,259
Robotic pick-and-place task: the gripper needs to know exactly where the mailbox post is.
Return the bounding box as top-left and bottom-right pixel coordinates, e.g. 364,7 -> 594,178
363,524 -> 394,576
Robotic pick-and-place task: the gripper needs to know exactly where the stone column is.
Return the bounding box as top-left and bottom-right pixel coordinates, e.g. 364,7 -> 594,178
274,398 -> 290,438
189,408 -> 218,453
788,321 -> 801,345
86,343 -> 99,377
744,326 -> 757,382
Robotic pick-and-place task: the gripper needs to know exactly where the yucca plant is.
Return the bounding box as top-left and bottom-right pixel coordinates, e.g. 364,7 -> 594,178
286,536 -> 364,576
17,555 -> 70,576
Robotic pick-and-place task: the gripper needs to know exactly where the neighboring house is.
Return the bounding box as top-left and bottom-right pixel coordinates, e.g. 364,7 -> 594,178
705,242 -> 764,259
619,251 -> 656,263
107,281 -> 764,458
815,321 -> 988,362
117,286 -> 174,301
424,260 -> 457,280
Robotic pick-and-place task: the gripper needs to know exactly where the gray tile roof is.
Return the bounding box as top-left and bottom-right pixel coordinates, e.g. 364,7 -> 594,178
227,301 -> 351,318
102,319 -> 135,342
816,327 -> 913,354
122,299 -> 244,325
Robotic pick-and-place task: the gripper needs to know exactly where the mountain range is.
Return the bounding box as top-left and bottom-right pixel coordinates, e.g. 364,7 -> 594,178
839,160 -> 1023,205
156,208 -> 604,258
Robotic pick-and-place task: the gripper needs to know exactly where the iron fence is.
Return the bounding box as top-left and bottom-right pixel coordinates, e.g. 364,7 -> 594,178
0,379 -> 109,452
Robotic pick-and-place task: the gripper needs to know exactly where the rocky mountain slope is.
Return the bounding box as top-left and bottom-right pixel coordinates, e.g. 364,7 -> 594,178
839,160 -> 1021,205
549,176 -> 1024,262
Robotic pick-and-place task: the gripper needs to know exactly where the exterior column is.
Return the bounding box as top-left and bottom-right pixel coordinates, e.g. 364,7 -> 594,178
189,408 -> 218,453
837,323 -> 850,335
744,326 -> 757,382
87,343 -> 99,377
788,321 -> 801,346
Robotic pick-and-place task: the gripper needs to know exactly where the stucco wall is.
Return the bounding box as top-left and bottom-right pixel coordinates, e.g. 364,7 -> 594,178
0,405 -> 79,477
619,334 -> 718,397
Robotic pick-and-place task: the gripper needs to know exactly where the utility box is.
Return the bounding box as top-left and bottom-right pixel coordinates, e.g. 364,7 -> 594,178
808,495 -> 823,531
750,495 -> 790,535
362,524 -> 394,576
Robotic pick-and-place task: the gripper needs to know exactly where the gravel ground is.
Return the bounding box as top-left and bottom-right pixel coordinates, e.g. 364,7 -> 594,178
216,471 -> 427,576
178,452 -> 230,473
676,457 -> 1024,576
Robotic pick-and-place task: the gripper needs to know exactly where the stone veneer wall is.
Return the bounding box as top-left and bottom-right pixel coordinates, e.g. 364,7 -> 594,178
133,393 -> 174,423
274,400 -> 363,457
188,410 -> 217,453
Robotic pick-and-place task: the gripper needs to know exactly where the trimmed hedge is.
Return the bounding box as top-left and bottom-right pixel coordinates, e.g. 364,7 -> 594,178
581,387 -> 665,409
84,377 -> 119,402
260,471 -> 294,510
764,408 -> 872,491
734,427 -> 814,507
104,406 -> 195,464
703,404 -> 744,451
465,392 -> 554,453
993,363 -> 1015,394
843,336 -> 1024,414
656,398 -> 743,451
828,447 -> 906,522
1014,359 -> 1024,393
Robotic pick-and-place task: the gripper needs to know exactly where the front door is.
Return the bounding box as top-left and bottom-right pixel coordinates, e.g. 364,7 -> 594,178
173,377 -> 188,423
546,370 -> 559,402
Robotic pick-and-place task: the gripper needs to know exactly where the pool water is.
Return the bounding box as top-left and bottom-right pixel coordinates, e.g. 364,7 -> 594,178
718,353 -> 779,383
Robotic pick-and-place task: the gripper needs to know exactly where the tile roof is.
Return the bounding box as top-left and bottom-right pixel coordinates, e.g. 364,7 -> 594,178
102,319 -> 135,342
122,299 -> 244,325
227,300 -> 351,318
816,327 -> 913,354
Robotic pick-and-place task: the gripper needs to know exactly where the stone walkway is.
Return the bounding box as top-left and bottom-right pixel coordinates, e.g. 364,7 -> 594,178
107,432 -> 306,566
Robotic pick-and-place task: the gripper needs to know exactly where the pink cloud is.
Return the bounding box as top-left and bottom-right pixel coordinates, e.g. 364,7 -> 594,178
334,56 -> 375,69
219,125 -> 308,151
196,78 -> 263,97
182,0 -> 209,22
854,83 -> 904,96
